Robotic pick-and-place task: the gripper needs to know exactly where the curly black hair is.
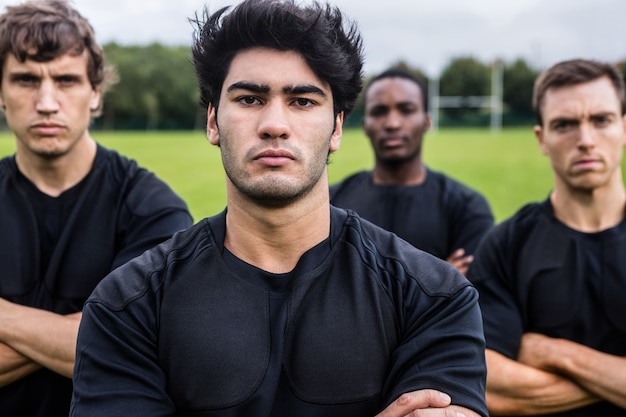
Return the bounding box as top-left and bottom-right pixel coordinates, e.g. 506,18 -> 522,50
191,0 -> 364,118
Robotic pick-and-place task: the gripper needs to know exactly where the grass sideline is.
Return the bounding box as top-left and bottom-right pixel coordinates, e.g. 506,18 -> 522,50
0,127 -> 559,223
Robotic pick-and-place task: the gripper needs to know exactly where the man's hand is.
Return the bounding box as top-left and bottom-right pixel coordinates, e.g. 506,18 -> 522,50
0,342 -> 41,387
376,389 -> 481,417
446,248 -> 473,275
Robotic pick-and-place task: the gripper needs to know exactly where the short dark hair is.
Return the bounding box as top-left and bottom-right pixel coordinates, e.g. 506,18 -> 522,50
0,0 -> 116,116
191,0 -> 364,117
533,59 -> 626,125
364,67 -> 429,112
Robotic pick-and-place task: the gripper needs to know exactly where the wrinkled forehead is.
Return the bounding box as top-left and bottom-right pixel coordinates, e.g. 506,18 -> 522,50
541,77 -> 623,118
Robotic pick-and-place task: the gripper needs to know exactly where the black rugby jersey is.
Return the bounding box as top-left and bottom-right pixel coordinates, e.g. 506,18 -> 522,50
469,199 -> 626,417
71,207 -> 488,417
0,145 -> 192,417
330,169 -> 494,260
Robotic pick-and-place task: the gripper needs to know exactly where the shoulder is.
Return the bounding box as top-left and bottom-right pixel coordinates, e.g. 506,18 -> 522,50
87,217 -> 217,309
94,145 -> 189,215
0,155 -> 16,178
428,169 -> 488,201
469,200 -> 552,278
338,209 -> 472,297
489,200 -> 550,243
329,171 -> 370,196
94,145 -> 138,174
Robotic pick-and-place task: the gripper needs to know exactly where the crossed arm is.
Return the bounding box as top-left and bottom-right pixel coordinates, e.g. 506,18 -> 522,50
0,298 -> 81,387
485,333 -> 626,415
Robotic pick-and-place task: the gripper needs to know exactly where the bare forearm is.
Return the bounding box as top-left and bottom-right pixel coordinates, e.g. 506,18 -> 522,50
523,335 -> 626,409
0,299 -> 80,378
486,350 -> 598,415
0,342 -> 41,387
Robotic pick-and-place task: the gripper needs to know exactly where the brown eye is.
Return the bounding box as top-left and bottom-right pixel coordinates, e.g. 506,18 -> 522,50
293,98 -> 314,107
57,75 -> 79,86
13,74 -> 38,86
237,96 -> 261,105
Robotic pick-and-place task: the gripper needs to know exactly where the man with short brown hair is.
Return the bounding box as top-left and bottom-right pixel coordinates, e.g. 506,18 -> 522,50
469,58 -> 626,416
0,1 -> 192,415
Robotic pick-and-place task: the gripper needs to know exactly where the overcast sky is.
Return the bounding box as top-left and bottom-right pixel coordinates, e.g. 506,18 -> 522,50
3,0 -> 626,76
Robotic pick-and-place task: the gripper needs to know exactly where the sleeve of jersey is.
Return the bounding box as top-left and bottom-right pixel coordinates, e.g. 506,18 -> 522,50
70,270 -> 175,416
449,189 -> 495,257
385,285 -> 488,417
112,171 -> 193,269
468,225 -> 524,358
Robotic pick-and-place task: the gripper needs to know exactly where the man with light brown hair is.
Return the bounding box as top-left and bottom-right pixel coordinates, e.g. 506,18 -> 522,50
0,1 -> 192,415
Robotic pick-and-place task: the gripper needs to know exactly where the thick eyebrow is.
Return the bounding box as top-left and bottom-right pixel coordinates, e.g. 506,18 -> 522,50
7,70 -> 37,79
589,111 -> 618,120
226,81 -> 326,98
8,69 -> 84,81
226,81 -> 269,94
549,111 -> 618,127
283,84 -> 327,97
548,117 -> 579,129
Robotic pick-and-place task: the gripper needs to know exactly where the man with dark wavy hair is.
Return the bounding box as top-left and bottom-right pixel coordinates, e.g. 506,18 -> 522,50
71,1 -> 488,416
0,1 -> 193,416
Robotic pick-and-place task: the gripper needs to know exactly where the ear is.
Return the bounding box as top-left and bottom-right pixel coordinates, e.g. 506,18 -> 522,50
424,113 -> 432,132
89,87 -> 102,112
0,89 -> 6,111
534,124 -> 549,155
207,104 -> 220,146
329,112 -> 343,153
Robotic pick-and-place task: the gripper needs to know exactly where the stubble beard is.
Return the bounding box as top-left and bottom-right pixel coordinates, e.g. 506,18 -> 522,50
221,141 -> 331,208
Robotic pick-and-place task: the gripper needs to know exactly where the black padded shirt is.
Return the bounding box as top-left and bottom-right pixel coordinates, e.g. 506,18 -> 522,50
329,169 -> 494,260
70,207 -> 488,417
469,199 -> 626,416
0,145 -> 193,417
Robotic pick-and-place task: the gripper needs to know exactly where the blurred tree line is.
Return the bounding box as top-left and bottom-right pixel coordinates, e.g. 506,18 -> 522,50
2,43 -> 624,131
94,43 -> 204,131
97,44 -> 548,130
351,57 -> 541,128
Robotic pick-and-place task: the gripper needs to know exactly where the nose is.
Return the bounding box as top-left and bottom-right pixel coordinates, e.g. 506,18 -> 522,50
577,123 -> 596,149
383,110 -> 402,130
258,100 -> 291,140
35,81 -> 60,114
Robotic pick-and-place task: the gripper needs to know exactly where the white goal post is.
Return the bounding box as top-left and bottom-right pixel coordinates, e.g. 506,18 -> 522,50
429,60 -> 503,133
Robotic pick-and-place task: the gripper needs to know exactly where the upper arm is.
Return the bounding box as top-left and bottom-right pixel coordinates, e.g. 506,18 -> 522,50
385,286 -> 488,417
112,172 -> 192,268
71,294 -> 175,416
468,227 -> 524,357
448,188 -> 494,256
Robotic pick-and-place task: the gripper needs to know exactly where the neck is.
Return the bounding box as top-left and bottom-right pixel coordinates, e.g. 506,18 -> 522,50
15,136 -> 97,197
224,181 -> 331,274
372,158 -> 426,185
551,177 -> 626,232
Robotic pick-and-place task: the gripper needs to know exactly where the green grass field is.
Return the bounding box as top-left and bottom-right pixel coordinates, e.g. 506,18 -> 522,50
0,127 -> 556,223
